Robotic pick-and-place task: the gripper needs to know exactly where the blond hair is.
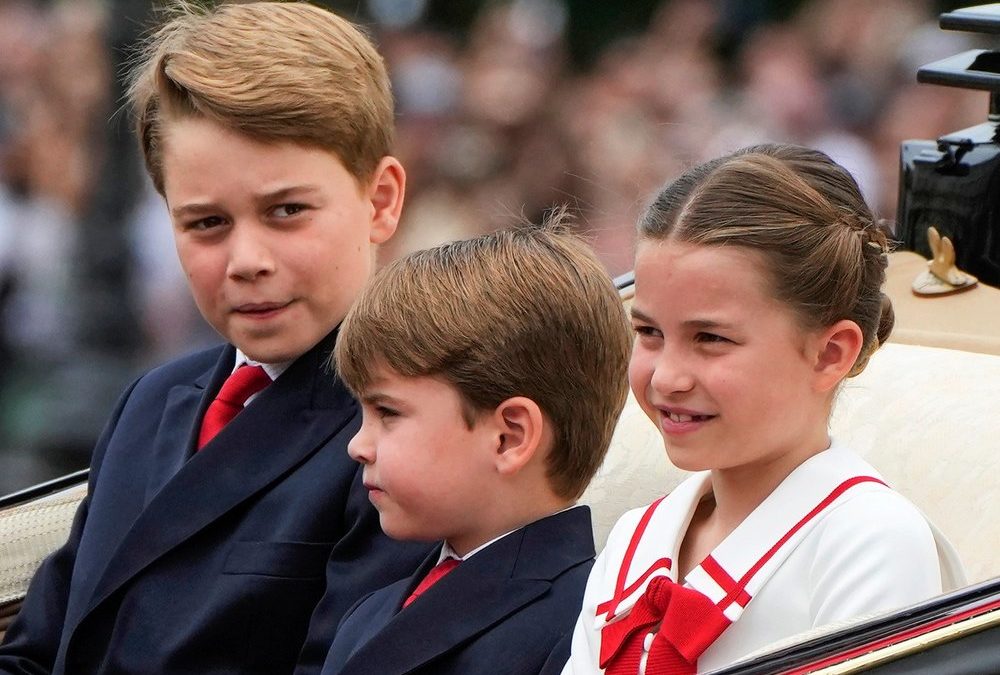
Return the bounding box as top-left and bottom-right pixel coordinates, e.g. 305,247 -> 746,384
127,1 -> 393,193
640,143 -> 892,377
335,223 -> 632,500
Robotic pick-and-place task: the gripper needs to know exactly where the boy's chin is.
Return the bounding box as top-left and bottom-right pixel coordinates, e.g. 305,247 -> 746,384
228,333 -> 324,364
378,518 -> 440,544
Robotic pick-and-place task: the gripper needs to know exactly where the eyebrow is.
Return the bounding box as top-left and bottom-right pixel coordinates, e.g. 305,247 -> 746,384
169,185 -> 323,219
170,202 -> 217,220
684,319 -> 736,330
630,306 -> 735,331
253,185 -> 322,205
360,391 -> 401,407
630,306 -> 656,324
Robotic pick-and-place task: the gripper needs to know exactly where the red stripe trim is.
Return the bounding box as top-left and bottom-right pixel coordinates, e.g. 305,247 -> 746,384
596,496 -> 667,620
702,555 -> 752,609
596,476 -> 886,623
719,476 -> 886,609
782,597 -> 1000,674
596,559 -> 673,616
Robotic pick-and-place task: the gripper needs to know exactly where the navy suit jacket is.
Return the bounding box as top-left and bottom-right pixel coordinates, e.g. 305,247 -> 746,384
0,332 -> 431,674
322,506 -> 595,675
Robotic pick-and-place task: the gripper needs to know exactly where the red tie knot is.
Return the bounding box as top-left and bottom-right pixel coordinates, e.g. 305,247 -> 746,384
403,557 -> 460,608
643,575 -> 674,612
216,365 -> 272,405
197,365 -> 272,449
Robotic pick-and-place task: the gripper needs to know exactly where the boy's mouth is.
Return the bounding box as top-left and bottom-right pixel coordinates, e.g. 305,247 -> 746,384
233,301 -> 291,317
235,300 -> 288,310
363,482 -> 385,505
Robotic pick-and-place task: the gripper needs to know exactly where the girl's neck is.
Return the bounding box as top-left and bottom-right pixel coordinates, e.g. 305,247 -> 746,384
677,429 -> 833,581
706,431 -> 832,536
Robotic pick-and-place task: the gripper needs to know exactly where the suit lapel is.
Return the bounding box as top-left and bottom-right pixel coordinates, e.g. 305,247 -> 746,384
143,352 -> 227,503
80,333 -> 353,623
341,507 -> 594,674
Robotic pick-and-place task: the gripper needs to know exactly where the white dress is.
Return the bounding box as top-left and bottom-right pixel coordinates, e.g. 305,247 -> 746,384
562,442 -> 964,674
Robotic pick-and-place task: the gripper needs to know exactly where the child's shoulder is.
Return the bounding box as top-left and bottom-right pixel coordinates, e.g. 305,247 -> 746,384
786,443 -> 935,550
809,443 -> 931,534
115,344 -> 229,414
603,493 -> 682,553
815,482 -> 935,550
798,479 -> 947,625
139,344 -> 229,388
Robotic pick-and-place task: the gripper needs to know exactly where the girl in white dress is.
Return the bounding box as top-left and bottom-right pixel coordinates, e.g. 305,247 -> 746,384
563,144 -> 963,675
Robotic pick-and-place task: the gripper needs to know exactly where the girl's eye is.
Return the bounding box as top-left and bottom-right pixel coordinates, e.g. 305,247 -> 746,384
632,324 -> 663,339
695,332 -> 730,344
273,203 -> 306,218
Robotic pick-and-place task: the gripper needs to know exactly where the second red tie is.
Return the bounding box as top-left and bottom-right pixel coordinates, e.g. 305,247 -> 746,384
403,558 -> 460,608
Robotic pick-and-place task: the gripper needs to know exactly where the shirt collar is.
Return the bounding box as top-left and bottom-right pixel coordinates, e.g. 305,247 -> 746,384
439,503 -> 583,563
233,348 -> 292,382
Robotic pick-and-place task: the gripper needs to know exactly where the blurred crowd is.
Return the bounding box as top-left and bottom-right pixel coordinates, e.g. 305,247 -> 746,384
0,0 -> 990,493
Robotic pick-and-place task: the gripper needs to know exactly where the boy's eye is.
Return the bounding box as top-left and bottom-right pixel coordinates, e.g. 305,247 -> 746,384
374,404 -> 399,419
185,215 -> 226,232
272,203 -> 306,218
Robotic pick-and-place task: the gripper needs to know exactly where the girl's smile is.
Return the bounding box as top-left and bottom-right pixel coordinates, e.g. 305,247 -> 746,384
657,406 -> 717,435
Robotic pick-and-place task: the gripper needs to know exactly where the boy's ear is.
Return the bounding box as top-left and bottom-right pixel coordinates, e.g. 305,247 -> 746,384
811,319 -> 864,392
366,156 -> 405,245
491,397 -> 546,476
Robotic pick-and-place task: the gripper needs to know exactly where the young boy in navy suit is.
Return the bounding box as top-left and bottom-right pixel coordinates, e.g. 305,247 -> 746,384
0,3 -> 431,673
321,225 -> 633,675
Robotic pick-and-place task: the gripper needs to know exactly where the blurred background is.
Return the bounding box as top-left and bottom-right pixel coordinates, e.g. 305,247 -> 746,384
0,0 -> 990,493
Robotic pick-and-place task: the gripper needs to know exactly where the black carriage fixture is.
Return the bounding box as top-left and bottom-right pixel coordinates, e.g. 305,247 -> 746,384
897,4 -> 1000,288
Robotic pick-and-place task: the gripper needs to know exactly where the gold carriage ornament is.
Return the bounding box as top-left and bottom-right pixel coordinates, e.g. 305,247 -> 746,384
911,226 -> 979,296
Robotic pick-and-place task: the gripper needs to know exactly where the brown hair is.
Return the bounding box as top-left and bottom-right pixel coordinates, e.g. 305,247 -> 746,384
640,143 -> 892,377
335,222 -> 632,500
127,1 -> 393,194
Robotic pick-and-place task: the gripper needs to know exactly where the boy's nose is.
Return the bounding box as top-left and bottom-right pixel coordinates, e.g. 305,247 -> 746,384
347,428 -> 374,464
227,223 -> 276,280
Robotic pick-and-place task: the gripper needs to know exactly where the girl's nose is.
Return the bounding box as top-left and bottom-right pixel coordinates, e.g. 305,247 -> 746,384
650,349 -> 696,395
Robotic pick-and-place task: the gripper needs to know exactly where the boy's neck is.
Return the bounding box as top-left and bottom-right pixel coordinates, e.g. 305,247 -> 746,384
446,497 -> 576,558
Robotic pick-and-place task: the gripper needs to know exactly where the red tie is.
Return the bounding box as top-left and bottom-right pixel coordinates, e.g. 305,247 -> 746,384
403,558 -> 460,608
197,365 -> 272,450
601,576 -> 731,675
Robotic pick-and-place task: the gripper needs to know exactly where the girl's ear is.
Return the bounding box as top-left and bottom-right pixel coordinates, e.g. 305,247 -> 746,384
366,155 -> 405,245
492,397 -> 545,476
812,319 -> 864,392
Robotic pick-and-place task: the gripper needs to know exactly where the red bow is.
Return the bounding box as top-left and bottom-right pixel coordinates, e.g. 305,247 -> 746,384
600,576 -> 732,675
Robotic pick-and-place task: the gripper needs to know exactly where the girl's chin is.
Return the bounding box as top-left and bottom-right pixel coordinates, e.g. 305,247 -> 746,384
662,446 -> 711,473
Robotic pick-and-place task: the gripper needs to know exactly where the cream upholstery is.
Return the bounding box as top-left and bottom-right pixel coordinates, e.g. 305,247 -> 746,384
0,483 -> 86,607
0,482 -> 87,640
831,343 -> 999,584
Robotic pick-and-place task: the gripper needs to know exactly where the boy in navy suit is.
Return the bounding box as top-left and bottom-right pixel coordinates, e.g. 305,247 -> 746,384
0,3 -> 431,673
321,225 -> 633,675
